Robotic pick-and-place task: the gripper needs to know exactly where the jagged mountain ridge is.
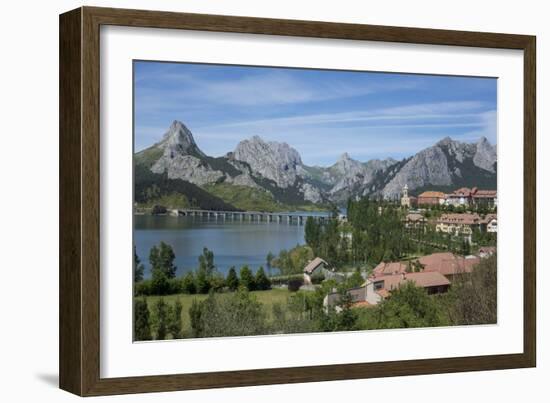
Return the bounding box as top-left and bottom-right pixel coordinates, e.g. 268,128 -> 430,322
135,120 -> 497,208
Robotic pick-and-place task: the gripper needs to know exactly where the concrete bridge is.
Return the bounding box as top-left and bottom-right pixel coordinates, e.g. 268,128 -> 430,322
168,209 -> 330,225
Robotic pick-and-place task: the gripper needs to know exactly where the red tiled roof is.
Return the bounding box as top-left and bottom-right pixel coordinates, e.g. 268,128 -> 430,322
482,213 -> 497,224
379,271 -> 450,291
418,191 -> 445,199
372,261 -> 407,278
418,252 -> 480,276
473,189 -> 497,198
437,213 -> 481,225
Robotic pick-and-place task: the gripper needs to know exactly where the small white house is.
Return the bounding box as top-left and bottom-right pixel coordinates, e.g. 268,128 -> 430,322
303,257 -> 329,285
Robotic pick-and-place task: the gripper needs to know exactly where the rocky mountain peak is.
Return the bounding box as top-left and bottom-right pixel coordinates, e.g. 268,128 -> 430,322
339,152 -> 351,161
436,136 -> 454,147
160,120 -> 205,157
473,136 -> 497,173
233,136 -> 303,188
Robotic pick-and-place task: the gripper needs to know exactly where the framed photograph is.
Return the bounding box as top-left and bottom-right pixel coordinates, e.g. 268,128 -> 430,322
59,6 -> 536,396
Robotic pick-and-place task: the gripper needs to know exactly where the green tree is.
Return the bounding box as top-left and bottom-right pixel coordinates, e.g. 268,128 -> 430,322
134,298 -> 152,341
254,266 -> 271,290
151,298 -> 170,340
134,245 -> 145,283
304,217 -> 321,250
189,289 -> 266,338
226,267 -> 239,291
189,299 -> 203,338
373,282 -> 449,329
448,254 -> 497,325
169,299 -> 183,339
195,269 -> 211,294
346,268 -> 364,288
151,267 -> 169,295
266,251 -> 274,274
181,271 -> 196,294
239,266 -> 255,291
209,272 -> 226,291
198,247 -> 215,276
319,291 -> 358,332
149,242 -> 177,278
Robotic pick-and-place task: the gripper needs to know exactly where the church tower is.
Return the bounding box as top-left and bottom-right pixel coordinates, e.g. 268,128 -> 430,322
401,184 -> 410,208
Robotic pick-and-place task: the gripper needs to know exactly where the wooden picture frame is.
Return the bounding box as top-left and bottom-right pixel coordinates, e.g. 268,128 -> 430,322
59,6 -> 536,396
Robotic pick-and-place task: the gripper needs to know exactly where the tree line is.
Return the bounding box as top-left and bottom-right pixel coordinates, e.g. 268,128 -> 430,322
134,242 -> 271,296
134,254 -> 496,341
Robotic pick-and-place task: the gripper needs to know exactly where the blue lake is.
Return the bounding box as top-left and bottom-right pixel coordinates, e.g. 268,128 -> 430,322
134,212 -> 328,277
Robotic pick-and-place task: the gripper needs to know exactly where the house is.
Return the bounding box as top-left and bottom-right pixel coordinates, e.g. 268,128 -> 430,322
364,271 -> 450,305
303,257 -> 329,285
436,213 -> 482,236
417,252 -> 480,282
482,213 -> 498,233
324,286 -> 367,312
417,191 -> 446,206
303,257 -> 345,284
324,270 -> 451,309
404,212 -> 427,229
445,187 -> 474,207
472,189 -> 497,209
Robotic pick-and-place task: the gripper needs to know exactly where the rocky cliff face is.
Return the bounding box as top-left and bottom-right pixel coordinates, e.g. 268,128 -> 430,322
232,136 -> 303,188
137,120 -> 497,206
473,137 -> 497,173
380,136 -> 497,198
148,121 -> 258,187
326,154 -> 397,202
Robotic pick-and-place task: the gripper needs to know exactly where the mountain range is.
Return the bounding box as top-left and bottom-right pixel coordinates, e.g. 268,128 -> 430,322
134,120 -> 497,211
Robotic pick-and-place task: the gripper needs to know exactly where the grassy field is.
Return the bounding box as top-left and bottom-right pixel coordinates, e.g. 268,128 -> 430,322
137,288 -> 292,331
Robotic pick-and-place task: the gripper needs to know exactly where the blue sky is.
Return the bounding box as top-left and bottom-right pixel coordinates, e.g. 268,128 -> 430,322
134,61 -> 497,166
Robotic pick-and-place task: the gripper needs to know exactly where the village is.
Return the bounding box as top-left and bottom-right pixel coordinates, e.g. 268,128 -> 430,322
301,184 -> 497,312
133,184 -> 498,339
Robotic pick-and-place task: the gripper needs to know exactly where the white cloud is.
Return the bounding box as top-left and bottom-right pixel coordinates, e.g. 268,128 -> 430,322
136,70 -> 420,108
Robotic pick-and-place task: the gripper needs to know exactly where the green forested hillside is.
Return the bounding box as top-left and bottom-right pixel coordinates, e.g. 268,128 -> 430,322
134,163 -> 238,211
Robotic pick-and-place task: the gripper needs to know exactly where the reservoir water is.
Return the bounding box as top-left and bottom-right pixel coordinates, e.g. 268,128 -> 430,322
134,212 -> 328,277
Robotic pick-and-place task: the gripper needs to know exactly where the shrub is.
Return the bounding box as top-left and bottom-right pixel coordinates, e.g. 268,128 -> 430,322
239,266 -> 256,291
209,272 -> 226,292
188,289 -> 266,338
167,277 -> 182,294
181,272 -> 196,294
134,298 -> 152,341
226,267 -> 239,291
151,298 -> 170,340
255,266 -> 271,290
288,278 -> 303,292
151,268 -> 170,295
195,269 -> 211,294
134,280 -> 152,296
151,205 -> 167,215
168,299 -> 183,339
